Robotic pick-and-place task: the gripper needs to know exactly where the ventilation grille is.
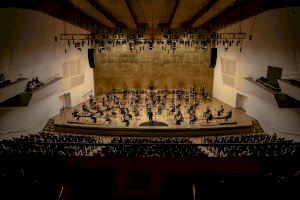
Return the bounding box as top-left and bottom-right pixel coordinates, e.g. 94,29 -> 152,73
62,60 -> 81,78
62,62 -> 70,77
71,74 -> 84,88
62,60 -> 85,89
221,58 -> 236,87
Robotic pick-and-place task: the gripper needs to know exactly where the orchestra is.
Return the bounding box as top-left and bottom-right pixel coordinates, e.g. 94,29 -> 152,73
69,87 -> 232,127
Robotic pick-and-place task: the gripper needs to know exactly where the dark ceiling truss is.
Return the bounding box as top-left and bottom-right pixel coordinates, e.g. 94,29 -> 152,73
124,0 -> 138,28
168,0 -> 181,27
181,0 -> 218,28
0,0 -> 110,33
199,0 -> 300,31
86,0 -> 127,28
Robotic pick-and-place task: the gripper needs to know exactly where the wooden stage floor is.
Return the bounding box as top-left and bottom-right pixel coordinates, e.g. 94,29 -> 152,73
52,96 -> 256,137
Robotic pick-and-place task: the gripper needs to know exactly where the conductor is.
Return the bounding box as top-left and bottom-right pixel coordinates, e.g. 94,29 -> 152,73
147,110 -> 153,126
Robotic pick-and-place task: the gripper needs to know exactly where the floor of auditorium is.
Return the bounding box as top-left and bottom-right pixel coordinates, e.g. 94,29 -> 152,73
52,95 -> 255,133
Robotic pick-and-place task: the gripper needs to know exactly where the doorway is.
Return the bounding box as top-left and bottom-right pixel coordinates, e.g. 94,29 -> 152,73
59,93 -> 71,109
236,93 -> 247,110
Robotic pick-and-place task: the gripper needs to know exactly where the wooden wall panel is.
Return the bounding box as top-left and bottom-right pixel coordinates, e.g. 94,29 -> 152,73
93,47 -> 214,95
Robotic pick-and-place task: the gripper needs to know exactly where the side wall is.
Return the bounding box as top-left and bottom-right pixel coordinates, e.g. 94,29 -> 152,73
213,6 -> 300,139
0,8 -> 94,139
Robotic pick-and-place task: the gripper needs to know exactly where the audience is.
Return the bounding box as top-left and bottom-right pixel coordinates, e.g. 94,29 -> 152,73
25,77 -> 44,92
0,133 -> 299,159
203,134 -> 299,158
0,73 -> 11,88
101,137 -> 204,158
0,132 -> 102,157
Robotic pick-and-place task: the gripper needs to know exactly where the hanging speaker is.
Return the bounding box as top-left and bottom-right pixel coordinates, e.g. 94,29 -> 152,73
88,48 -> 95,68
210,48 -> 217,68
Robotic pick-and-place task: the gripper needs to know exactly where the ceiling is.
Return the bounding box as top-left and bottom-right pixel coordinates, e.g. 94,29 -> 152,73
1,0 -> 300,33
68,0 -> 238,29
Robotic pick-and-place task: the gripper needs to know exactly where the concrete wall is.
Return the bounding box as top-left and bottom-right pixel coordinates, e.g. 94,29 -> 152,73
93,44 -> 214,95
0,8 -> 94,139
213,6 -> 300,138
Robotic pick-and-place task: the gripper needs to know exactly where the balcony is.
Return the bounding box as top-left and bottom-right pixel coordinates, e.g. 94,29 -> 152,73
0,76 -> 64,107
278,79 -> 300,101
244,77 -> 300,108
0,78 -> 28,104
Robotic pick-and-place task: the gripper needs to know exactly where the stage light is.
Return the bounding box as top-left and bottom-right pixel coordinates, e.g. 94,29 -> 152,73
58,32 -> 246,52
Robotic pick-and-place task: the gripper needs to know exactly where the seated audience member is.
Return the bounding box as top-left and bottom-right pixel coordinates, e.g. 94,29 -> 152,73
0,73 -> 4,82
35,77 -> 43,87
25,81 -> 32,92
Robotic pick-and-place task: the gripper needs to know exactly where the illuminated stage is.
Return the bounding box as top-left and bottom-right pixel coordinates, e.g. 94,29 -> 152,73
51,91 -> 255,136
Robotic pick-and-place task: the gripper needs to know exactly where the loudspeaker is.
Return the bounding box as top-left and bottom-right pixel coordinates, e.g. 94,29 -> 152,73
210,48 -> 217,68
88,48 -> 95,68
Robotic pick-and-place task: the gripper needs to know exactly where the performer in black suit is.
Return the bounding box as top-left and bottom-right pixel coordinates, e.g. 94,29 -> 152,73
147,110 -> 153,126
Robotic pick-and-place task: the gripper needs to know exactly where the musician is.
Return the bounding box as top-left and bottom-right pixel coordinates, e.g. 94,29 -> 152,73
204,106 -> 211,117
122,116 -> 130,126
157,104 -> 162,115
89,94 -> 94,106
122,88 -> 127,98
133,107 -> 142,117
206,110 -> 213,123
90,113 -> 96,123
175,113 -> 184,126
96,105 -> 103,116
82,103 -> 89,113
105,113 -> 111,125
225,110 -> 232,122
72,109 -> 79,121
217,105 -> 224,116
102,97 -> 106,107
126,112 -> 133,120
189,114 -> 197,125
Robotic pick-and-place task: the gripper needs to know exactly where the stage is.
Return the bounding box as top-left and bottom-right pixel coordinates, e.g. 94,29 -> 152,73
51,93 -> 255,136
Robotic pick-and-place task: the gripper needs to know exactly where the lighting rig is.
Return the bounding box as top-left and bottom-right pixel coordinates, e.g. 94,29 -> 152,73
58,32 -> 247,53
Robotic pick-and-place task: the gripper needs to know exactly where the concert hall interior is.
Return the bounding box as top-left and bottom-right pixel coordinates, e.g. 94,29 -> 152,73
1,0 -> 300,200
